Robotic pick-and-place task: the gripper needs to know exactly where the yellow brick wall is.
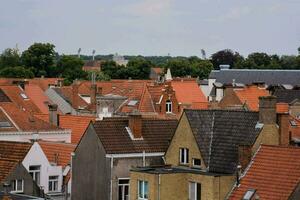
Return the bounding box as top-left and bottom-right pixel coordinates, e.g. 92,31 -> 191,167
130,171 -> 235,200
251,124 -> 279,154
165,113 -> 206,169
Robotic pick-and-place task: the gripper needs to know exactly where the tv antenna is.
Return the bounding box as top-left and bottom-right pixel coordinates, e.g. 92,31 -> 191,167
92,50 -> 96,61
201,49 -> 206,60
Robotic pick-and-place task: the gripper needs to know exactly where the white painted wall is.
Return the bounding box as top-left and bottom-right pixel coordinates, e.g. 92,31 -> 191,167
216,88 -> 224,101
22,142 -> 63,194
0,131 -> 71,143
199,85 -> 210,98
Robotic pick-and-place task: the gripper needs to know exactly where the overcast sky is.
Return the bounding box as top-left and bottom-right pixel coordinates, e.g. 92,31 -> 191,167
1,0 -> 299,57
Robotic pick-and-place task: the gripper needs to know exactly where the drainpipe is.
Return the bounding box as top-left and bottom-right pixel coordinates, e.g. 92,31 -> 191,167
110,156 -> 114,200
157,174 -> 161,200
143,151 -> 146,167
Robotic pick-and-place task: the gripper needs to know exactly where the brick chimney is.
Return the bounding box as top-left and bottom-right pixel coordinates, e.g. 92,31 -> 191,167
90,84 -> 97,106
278,113 -> 291,146
128,110 -> 142,139
72,81 -> 80,109
259,96 -> 277,124
238,145 -> 252,171
97,87 -> 103,96
48,104 -> 59,126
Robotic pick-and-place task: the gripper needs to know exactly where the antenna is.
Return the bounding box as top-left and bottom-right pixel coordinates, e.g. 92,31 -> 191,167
92,50 -> 96,61
78,48 -> 81,58
91,72 -> 96,85
201,49 -> 206,59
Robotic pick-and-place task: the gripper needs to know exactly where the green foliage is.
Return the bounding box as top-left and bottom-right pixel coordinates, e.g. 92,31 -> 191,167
87,71 -> 110,81
126,57 -> 153,79
211,49 -> 243,69
0,48 -> 21,68
164,56 -> 213,79
21,43 -> 56,77
0,66 -> 34,78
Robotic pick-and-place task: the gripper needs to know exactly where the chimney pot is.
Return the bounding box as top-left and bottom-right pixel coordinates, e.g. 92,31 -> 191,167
91,84 -> 97,105
48,104 -> 58,126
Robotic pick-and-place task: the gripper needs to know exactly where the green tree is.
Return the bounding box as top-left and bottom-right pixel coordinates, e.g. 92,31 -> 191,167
0,48 -> 21,68
87,71 -> 110,81
21,43 -> 56,77
126,57 -> 153,79
0,66 -> 34,78
211,49 -> 243,69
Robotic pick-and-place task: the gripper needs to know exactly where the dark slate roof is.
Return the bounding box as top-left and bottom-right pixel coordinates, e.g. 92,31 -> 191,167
0,88 -> 11,102
185,109 -> 260,174
273,89 -> 300,103
93,117 -> 178,154
209,69 -> 300,86
0,192 -> 42,199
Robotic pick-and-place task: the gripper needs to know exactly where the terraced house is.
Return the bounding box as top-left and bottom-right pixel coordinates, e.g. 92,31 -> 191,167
129,96 -> 292,200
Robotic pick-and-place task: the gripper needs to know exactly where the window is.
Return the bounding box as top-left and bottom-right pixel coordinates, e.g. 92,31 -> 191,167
29,165 -> 40,185
138,180 -> 148,200
48,176 -> 59,192
166,100 -> 172,113
118,179 -> 129,200
180,148 -> 189,164
20,93 -> 28,99
189,182 -> 201,200
11,179 -> 23,193
193,159 -> 201,168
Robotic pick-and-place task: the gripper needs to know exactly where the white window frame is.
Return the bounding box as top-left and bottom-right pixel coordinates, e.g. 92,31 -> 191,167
29,165 -> 41,185
48,176 -> 59,192
11,179 -> 24,193
166,100 -> 172,113
189,182 -> 201,200
180,148 -> 189,164
118,178 -> 130,200
138,180 -> 148,200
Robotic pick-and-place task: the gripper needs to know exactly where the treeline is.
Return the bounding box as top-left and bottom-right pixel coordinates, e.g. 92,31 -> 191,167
0,43 -> 299,84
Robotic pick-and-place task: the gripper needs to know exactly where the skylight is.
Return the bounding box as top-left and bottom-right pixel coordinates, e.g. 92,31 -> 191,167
128,100 -> 138,106
0,121 -> 12,128
20,93 -> 28,99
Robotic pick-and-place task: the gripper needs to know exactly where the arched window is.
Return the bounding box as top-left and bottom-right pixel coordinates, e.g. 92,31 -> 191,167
166,100 -> 172,113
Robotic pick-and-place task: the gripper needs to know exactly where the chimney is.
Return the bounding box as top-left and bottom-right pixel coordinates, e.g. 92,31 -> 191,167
72,81 -> 80,109
238,145 -> 252,171
259,96 -> 277,124
278,113 -> 291,146
97,87 -> 103,96
128,110 -> 142,139
48,104 -> 59,126
90,84 -> 97,106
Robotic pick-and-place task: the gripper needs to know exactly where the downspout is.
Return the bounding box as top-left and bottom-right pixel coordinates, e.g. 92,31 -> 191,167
143,151 -> 146,167
110,156 -> 114,200
157,174 -> 161,200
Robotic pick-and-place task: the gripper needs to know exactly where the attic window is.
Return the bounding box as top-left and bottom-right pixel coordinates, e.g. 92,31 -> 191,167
128,100 -> 138,106
243,189 -> 257,200
0,121 -> 12,128
290,120 -> 297,126
20,93 -> 28,99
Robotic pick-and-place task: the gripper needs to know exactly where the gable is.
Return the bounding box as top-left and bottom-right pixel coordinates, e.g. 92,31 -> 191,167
165,113 -> 206,169
219,88 -> 243,109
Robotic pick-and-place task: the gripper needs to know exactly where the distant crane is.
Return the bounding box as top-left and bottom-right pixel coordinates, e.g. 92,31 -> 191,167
78,48 -> 81,58
92,50 -> 96,61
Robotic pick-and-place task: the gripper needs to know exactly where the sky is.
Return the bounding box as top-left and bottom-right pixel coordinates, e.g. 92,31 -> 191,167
0,0 -> 299,57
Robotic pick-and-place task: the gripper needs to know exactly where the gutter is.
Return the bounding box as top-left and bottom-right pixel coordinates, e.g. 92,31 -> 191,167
106,152 -> 164,158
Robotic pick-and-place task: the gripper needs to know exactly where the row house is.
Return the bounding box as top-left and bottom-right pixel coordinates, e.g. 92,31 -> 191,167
71,113 -> 178,200
0,140 -> 75,199
203,67 -> 300,101
129,96 -> 291,200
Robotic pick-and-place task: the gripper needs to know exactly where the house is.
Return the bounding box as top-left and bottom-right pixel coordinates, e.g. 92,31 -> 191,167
0,140 -> 75,199
129,96 -> 291,200
113,54 -> 128,66
0,141 -> 42,197
228,145 -> 300,200
0,102 -> 70,142
219,84 -> 270,111
149,67 -> 163,81
71,113 -> 178,200
206,68 -> 300,101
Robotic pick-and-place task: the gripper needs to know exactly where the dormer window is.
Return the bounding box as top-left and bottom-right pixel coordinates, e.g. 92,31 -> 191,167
166,100 -> 172,113
180,148 -> 189,164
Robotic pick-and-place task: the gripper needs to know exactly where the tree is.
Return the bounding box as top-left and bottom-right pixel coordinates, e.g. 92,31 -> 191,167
0,48 -> 21,68
87,71 -> 110,81
211,49 -> 243,69
126,57 -> 153,79
56,55 -> 87,85
21,43 -> 56,77
0,66 -> 34,78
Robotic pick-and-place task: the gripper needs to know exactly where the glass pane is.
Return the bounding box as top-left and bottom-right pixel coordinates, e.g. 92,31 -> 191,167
197,183 -> 201,200
36,172 -> 40,185
29,165 -> 40,170
138,181 -> 143,198
49,182 -> 52,191
118,186 -> 122,200
189,182 -> 196,200
186,149 -> 189,163
17,180 -> 22,191
54,181 -> 58,191
144,181 -> 148,198
119,179 -> 129,184
11,180 -> 16,191
180,149 -> 184,163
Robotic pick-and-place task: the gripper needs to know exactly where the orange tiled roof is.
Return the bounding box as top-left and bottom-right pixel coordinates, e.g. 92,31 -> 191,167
276,103 -> 289,114
38,141 -> 76,167
25,83 -> 53,114
0,85 -> 41,114
152,67 -> 163,74
234,85 -> 270,111
0,158 -> 19,183
0,102 -> 61,132
229,145 -> 300,200
28,78 -> 63,91
171,80 -> 207,105
35,114 -> 95,144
